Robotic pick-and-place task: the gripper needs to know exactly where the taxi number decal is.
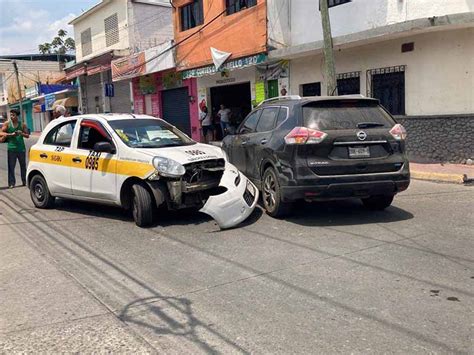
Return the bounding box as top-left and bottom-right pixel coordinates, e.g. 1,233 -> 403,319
55,146 -> 65,152
85,151 -> 101,170
51,155 -> 62,162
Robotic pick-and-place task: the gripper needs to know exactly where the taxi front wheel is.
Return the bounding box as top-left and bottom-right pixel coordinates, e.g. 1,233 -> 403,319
30,175 -> 55,209
131,183 -> 153,227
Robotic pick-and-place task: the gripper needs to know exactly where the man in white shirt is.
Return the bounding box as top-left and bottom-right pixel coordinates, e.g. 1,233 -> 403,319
218,104 -> 232,137
53,105 -> 67,120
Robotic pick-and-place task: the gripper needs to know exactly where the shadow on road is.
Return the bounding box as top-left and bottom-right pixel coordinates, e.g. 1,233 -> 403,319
281,199 -> 414,227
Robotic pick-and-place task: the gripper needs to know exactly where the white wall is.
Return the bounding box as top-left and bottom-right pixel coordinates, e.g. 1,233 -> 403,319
289,28 -> 474,115
73,0 -> 129,62
267,0 -> 291,48
290,0 -> 473,46
127,3 -> 173,53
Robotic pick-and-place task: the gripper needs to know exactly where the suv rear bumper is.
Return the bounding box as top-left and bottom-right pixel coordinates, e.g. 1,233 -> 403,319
280,175 -> 410,202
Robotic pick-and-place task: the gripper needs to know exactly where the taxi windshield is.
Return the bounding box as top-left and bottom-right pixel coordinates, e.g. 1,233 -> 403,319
109,119 -> 195,148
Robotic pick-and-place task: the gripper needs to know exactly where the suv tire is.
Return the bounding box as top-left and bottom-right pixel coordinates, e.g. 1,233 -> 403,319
30,174 -> 55,209
262,167 -> 292,218
132,183 -> 153,227
362,195 -> 394,210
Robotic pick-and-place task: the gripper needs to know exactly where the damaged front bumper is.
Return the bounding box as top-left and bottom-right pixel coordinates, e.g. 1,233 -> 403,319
200,163 -> 259,229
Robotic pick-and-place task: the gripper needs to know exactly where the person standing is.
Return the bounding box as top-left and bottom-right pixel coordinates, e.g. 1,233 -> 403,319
199,106 -> 214,143
1,109 -> 29,188
53,105 -> 67,119
218,104 -> 232,137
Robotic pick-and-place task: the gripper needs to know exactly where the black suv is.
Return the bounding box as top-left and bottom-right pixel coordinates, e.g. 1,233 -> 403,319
222,96 -> 410,217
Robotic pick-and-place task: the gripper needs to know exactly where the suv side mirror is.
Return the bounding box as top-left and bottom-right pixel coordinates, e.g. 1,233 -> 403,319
93,141 -> 115,154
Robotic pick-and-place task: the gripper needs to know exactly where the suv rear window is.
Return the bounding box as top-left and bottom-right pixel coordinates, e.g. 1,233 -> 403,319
303,100 -> 395,130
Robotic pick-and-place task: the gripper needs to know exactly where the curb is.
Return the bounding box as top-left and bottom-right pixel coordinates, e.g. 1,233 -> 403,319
411,171 -> 468,184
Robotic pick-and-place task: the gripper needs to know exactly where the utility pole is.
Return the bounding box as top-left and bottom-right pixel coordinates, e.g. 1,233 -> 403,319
12,61 -> 24,118
320,0 -> 338,96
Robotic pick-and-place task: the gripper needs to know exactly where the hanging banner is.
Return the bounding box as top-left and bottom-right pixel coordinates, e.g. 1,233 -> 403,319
111,52 -> 146,81
87,64 -> 111,76
182,53 -> 267,79
256,60 -> 289,81
210,47 -> 232,70
45,94 -> 55,111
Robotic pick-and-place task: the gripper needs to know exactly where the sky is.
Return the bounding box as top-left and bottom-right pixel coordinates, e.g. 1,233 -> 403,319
0,0 -> 100,55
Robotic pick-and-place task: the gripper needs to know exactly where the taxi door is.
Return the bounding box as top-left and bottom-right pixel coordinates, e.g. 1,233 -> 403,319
69,119 -> 118,201
30,119 -> 77,195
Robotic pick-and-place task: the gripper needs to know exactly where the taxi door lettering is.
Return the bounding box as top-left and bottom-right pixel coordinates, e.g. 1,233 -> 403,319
85,151 -> 101,170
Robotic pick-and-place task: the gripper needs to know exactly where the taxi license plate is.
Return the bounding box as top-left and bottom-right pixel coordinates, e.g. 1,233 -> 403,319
246,180 -> 256,197
349,146 -> 370,158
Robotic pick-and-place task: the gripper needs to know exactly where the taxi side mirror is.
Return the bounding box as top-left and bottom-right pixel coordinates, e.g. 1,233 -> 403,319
93,141 -> 115,154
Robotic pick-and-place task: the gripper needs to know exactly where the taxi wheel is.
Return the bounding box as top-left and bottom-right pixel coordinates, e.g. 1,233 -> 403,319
30,175 -> 55,209
131,183 -> 153,227
262,167 -> 292,218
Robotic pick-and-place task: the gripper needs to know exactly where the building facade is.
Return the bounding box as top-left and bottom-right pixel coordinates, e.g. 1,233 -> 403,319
66,0 -> 173,114
269,0 -> 474,163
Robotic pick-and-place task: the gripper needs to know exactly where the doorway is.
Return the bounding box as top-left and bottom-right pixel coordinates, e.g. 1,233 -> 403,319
210,82 -> 252,139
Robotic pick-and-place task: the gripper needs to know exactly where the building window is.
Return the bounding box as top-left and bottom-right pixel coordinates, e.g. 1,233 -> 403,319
328,0 -> 351,8
367,66 -> 406,115
104,13 -> 119,47
337,72 -> 360,95
180,0 -> 204,31
81,28 -> 92,56
226,0 -> 257,15
301,82 -> 321,97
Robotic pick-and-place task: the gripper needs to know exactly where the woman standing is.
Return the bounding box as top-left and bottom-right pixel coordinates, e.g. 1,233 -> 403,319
199,106 -> 213,143
1,109 -> 29,188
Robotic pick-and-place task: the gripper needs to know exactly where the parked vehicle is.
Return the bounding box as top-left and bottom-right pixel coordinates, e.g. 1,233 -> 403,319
222,95 -> 410,217
27,114 -> 258,228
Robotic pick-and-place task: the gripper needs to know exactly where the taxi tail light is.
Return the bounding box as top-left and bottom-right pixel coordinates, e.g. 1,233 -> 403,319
390,124 -> 407,141
284,127 -> 327,145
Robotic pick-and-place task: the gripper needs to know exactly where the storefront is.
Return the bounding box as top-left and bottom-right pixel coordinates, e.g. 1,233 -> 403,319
131,71 -> 199,139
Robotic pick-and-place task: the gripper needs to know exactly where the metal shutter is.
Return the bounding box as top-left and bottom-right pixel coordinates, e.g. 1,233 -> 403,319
161,87 -> 191,135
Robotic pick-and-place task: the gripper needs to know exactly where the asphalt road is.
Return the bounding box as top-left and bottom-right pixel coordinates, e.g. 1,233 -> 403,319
0,138 -> 473,354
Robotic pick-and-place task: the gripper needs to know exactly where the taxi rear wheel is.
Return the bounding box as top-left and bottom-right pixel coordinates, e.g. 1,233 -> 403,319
30,175 -> 55,209
131,183 -> 153,227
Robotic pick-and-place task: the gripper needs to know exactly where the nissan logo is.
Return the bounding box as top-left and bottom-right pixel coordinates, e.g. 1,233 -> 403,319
357,131 -> 367,141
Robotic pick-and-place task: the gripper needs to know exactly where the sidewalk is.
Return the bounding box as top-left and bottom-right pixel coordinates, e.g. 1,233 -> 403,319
410,163 -> 474,184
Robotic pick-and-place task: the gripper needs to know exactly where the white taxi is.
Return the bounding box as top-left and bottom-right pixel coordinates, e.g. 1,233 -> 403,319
27,114 -> 258,228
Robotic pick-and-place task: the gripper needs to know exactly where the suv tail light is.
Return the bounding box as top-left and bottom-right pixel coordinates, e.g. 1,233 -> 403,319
390,124 -> 407,140
284,127 -> 327,145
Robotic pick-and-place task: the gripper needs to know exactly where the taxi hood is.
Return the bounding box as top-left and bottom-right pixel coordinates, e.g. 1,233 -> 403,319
135,143 -> 224,165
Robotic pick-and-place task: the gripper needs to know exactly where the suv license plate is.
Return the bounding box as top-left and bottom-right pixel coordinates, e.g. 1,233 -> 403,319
349,146 -> 370,158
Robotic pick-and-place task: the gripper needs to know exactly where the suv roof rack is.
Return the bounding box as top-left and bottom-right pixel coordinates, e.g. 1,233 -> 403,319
257,95 -> 302,107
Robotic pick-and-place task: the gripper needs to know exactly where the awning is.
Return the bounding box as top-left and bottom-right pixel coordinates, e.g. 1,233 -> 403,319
52,97 -> 78,108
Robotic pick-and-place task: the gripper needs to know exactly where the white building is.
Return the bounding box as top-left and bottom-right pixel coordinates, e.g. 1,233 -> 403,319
66,0 -> 172,114
267,0 -> 474,163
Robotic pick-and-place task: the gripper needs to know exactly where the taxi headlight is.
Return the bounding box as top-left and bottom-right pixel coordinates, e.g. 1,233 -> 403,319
152,156 -> 186,178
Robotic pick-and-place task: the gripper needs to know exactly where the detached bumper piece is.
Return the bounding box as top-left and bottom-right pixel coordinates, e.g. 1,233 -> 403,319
200,164 -> 259,229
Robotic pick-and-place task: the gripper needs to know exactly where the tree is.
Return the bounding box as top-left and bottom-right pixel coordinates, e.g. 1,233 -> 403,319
38,29 -> 75,55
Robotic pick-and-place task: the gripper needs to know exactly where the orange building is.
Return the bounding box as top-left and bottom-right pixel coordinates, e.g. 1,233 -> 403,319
172,0 -> 267,71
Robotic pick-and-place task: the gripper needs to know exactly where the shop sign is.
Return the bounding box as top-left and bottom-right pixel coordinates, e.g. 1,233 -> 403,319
88,64 -> 111,76
45,94 -> 55,111
105,84 -> 115,97
139,75 -> 156,95
111,52 -> 146,81
257,60 -> 289,81
25,84 -> 39,99
182,53 -> 267,79
65,66 -> 86,81
162,72 -> 182,90
255,82 -> 265,105
216,78 -> 236,85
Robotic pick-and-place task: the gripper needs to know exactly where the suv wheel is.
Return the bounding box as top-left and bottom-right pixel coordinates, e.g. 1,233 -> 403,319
362,195 -> 394,210
262,167 -> 291,218
131,183 -> 154,227
30,175 -> 55,209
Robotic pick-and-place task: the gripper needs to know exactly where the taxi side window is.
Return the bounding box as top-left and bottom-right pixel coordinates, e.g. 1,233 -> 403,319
44,121 -> 76,147
78,120 -> 113,151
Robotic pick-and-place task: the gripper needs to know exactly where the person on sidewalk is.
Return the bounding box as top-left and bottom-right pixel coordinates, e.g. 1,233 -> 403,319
53,105 -> 67,119
218,104 -> 232,137
1,109 -> 29,188
199,105 -> 214,143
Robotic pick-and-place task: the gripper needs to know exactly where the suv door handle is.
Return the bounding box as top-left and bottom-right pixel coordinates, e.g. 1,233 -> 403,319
72,157 -> 82,163
241,141 -> 247,146
261,138 -> 268,145
39,153 -> 48,159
